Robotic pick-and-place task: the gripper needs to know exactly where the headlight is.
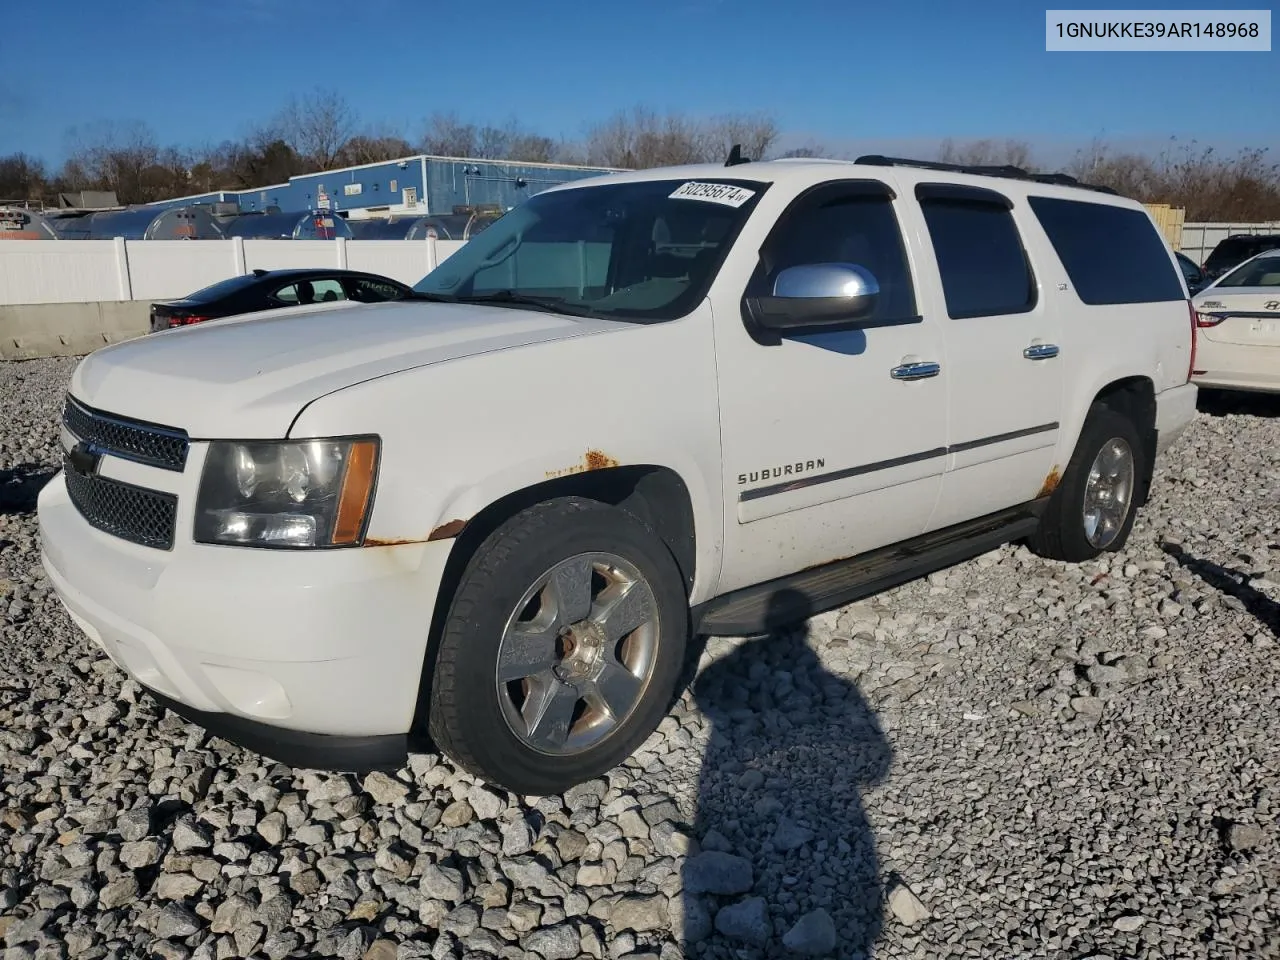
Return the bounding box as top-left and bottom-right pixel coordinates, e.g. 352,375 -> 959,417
194,437 -> 379,548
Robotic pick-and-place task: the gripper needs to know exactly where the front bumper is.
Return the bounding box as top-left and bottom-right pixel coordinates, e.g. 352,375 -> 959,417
38,470 -> 453,771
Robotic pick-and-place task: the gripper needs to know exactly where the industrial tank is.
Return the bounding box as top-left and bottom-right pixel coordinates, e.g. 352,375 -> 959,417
218,210 -> 353,240
49,205 -> 225,240
347,210 -> 500,241
346,217 -> 428,240
0,207 -> 61,239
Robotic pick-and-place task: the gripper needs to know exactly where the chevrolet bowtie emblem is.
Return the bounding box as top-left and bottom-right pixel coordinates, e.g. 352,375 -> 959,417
66,441 -> 103,478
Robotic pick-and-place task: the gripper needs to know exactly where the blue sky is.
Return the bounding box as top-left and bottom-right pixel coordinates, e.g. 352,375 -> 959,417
2,0 -> 1276,168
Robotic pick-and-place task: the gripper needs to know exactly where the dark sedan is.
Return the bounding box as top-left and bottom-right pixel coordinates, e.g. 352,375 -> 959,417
1175,251 -> 1209,295
149,268 -> 413,332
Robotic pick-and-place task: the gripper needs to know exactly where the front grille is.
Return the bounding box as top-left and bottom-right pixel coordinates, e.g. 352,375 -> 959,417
63,396 -> 189,472
64,467 -> 178,551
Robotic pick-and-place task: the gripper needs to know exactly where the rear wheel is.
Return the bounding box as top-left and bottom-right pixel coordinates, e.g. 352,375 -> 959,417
1028,404 -> 1146,563
426,496 -> 688,795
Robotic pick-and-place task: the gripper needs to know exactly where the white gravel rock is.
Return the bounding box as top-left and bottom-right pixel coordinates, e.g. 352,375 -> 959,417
3,360 -> 1279,960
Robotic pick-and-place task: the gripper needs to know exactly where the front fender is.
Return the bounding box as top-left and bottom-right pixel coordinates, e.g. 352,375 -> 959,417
287,313 -> 726,604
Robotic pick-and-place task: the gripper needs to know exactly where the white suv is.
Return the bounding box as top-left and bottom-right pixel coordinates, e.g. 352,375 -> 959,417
38,155 -> 1199,795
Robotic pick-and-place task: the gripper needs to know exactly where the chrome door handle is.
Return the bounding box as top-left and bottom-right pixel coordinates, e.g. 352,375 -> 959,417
1023,343 -> 1060,360
890,361 -> 941,381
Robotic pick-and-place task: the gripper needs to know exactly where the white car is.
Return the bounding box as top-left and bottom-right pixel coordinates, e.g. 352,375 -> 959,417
37,155 -> 1199,795
1192,248 -> 1280,395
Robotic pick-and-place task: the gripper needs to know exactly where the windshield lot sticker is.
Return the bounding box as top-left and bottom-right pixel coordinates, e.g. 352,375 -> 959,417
669,181 -> 756,207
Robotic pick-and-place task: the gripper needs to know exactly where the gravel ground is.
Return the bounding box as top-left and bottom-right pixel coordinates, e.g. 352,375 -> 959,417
1,356 -> 1277,960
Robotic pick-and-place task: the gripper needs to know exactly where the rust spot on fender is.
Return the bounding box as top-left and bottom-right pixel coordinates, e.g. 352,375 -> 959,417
427,519 -> 467,542
545,449 -> 620,479
364,518 -> 468,547
584,449 -> 617,471
1037,465 -> 1062,498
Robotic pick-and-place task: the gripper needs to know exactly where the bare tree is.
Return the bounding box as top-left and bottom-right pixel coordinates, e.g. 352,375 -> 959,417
938,137 -> 1036,169
275,89 -> 356,169
23,96 -> 1280,220
420,111 -> 480,158
700,112 -> 780,163
420,113 -> 559,164
0,153 -> 47,202
776,141 -> 833,159
59,120 -> 191,203
336,130 -> 415,167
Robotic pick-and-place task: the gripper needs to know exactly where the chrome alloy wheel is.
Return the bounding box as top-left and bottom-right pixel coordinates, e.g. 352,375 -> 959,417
495,552 -> 659,756
1082,437 -> 1135,549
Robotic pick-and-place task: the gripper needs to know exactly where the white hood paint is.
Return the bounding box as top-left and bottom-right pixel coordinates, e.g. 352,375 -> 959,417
70,300 -> 624,439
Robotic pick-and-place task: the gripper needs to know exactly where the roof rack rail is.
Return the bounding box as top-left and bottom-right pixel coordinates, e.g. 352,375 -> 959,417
853,155 -> 1118,195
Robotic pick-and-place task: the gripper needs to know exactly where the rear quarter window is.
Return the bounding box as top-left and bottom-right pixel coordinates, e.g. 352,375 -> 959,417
1027,197 -> 1185,305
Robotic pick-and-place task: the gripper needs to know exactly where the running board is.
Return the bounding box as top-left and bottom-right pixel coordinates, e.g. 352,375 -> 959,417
693,503 -> 1044,636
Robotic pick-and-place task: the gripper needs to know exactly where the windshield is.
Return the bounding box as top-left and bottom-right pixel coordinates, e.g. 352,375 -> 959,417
1205,237 -> 1278,272
413,177 -> 768,322
1215,255 -> 1280,288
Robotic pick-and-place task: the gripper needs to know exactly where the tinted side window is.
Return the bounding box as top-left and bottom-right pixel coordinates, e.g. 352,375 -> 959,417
748,192 -> 918,323
310,279 -> 347,302
1027,196 -> 1184,305
919,198 -> 1035,318
271,279 -> 346,304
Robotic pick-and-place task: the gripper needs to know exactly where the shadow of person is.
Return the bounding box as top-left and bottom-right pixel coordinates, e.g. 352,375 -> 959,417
680,588 -> 893,957
1162,541 -> 1279,639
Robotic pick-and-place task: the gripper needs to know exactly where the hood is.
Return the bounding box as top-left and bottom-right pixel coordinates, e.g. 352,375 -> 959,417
70,300 -> 623,439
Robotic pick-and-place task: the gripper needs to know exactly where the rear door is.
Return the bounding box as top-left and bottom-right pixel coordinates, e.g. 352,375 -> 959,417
908,182 -> 1063,529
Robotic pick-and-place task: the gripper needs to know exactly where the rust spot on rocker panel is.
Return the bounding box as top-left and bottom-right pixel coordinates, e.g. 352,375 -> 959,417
545,449 -> 620,480
1037,465 -> 1062,498
427,519 -> 467,542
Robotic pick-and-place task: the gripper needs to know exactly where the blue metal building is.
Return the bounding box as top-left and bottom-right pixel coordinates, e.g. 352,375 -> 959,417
149,155 -> 624,219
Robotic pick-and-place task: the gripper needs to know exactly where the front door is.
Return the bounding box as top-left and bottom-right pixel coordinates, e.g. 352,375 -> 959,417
712,178 -> 949,594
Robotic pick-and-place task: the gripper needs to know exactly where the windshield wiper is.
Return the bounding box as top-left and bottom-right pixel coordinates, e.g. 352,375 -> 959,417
408,289 -> 597,317
450,290 -> 597,316
453,290 -> 567,308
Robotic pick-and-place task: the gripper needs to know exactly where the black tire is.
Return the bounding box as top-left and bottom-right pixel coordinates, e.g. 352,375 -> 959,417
426,496 -> 689,795
1028,403 -> 1147,563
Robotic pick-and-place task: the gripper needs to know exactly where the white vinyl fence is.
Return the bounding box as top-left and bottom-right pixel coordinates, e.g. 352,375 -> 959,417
4,219 -> 1280,307
0,237 -> 467,306
1179,221 -> 1280,264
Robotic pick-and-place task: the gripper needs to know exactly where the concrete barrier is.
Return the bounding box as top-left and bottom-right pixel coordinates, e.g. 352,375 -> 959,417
0,301 -> 150,360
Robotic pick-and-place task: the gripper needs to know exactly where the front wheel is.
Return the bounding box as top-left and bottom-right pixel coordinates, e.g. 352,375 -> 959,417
1028,404 -> 1146,563
426,496 -> 688,795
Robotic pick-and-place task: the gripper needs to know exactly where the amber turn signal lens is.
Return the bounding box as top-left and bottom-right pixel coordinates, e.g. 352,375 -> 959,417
331,440 -> 379,545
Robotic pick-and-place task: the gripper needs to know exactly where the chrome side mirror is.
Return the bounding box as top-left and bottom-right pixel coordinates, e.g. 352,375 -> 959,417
747,263 -> 881,331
